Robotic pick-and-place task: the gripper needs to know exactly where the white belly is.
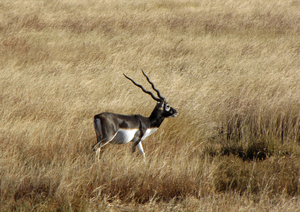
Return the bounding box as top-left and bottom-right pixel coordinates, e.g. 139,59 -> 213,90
111,129 -> 138,144
111,128 -> 158,144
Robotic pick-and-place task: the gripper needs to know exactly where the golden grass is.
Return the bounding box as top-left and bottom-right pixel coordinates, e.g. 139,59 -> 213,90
1,0 -> 300,211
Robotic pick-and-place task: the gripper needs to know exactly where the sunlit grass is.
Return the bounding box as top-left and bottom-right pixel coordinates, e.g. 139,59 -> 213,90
1,0 -> 300,211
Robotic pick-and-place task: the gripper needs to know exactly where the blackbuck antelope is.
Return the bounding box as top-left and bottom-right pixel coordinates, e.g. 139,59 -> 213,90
93,70 -> 178,161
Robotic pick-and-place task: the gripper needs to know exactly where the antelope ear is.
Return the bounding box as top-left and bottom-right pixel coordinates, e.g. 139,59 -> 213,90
157,101 -> 164,108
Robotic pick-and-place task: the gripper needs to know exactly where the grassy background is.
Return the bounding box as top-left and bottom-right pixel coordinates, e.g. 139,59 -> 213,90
1,0 -> 300,211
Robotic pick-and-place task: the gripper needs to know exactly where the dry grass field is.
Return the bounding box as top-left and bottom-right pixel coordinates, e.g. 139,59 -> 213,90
1,0 -> 300,211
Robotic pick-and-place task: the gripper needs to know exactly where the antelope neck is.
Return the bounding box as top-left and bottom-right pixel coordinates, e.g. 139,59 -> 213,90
149,110 -> 165,128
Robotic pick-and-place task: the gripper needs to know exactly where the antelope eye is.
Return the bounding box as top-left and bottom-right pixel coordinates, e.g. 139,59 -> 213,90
165,104 -> 171,111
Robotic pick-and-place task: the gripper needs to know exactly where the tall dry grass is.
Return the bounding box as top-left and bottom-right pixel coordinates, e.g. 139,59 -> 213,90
1,0 -> 300,211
